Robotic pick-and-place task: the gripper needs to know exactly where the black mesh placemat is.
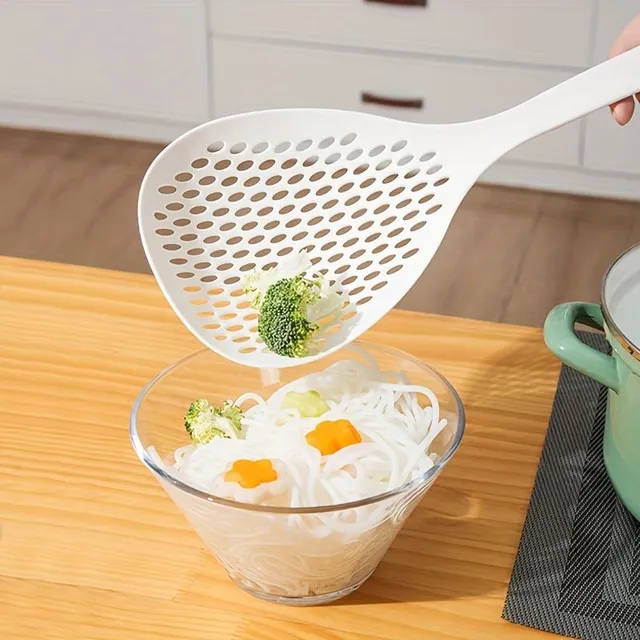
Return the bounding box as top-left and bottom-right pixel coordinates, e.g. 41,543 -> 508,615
503,331 -> 640,639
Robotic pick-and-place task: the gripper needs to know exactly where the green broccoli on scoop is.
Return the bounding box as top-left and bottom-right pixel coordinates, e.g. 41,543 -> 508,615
243,252 -> 344,358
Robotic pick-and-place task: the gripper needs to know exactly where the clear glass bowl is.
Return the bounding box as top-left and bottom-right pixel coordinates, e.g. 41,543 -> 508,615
130,341 -> 465,606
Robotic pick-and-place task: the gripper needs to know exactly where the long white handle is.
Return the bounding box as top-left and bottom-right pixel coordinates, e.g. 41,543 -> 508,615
495,46 -> 640,151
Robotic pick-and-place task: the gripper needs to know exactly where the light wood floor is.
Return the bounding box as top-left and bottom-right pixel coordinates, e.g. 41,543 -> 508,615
2,126 -> 640,328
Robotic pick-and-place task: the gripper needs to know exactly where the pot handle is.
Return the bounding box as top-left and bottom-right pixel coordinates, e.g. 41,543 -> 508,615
544,302 -> 620,393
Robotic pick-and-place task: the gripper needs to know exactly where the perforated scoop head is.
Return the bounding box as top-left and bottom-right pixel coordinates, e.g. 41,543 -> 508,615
139,47 -> 640,368
140,110 -> 468,368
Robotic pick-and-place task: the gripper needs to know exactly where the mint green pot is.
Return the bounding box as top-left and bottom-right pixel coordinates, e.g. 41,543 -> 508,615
544,247 -> 640,521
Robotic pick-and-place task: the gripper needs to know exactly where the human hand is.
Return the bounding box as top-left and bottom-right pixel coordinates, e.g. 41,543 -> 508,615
610,13 -> 640,125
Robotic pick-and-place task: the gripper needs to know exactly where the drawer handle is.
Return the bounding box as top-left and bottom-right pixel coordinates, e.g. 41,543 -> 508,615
364,0 -> 427,6
361,92 -> 424,110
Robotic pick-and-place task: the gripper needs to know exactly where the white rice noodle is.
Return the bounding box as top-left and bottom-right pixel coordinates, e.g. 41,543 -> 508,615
146,355 -> 450,598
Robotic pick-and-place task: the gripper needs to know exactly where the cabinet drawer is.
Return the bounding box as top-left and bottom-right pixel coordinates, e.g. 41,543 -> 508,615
209,0 -> 592,68
211,40 -> 581,167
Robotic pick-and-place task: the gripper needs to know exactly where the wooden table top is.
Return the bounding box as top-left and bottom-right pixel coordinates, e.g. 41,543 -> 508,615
1,256 -> 561,639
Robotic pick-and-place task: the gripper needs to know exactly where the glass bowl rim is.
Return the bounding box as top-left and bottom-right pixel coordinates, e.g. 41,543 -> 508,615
129,340 -> 466,514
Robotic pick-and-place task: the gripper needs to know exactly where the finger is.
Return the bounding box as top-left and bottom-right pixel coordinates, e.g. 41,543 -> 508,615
611,97 -> 635,125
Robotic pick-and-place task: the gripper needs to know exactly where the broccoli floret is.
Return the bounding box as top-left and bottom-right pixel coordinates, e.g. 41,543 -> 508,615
281,390 -> 329,417
184,399 -> 243,444
257,275 -> 321,357
243,252 -> 343,358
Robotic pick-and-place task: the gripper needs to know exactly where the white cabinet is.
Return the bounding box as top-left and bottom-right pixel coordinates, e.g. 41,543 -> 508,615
584,0 -> 640,176
0,0 -> 209,137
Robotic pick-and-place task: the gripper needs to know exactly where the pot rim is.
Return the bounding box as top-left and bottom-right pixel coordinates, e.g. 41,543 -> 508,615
601,242 -> 640,361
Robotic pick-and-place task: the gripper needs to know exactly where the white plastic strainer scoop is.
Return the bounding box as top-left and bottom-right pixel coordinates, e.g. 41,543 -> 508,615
140,47 -> 640,369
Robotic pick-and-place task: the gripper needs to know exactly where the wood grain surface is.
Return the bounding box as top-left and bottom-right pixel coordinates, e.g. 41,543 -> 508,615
1,126 -> 639,328
1,256 -> 563,639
